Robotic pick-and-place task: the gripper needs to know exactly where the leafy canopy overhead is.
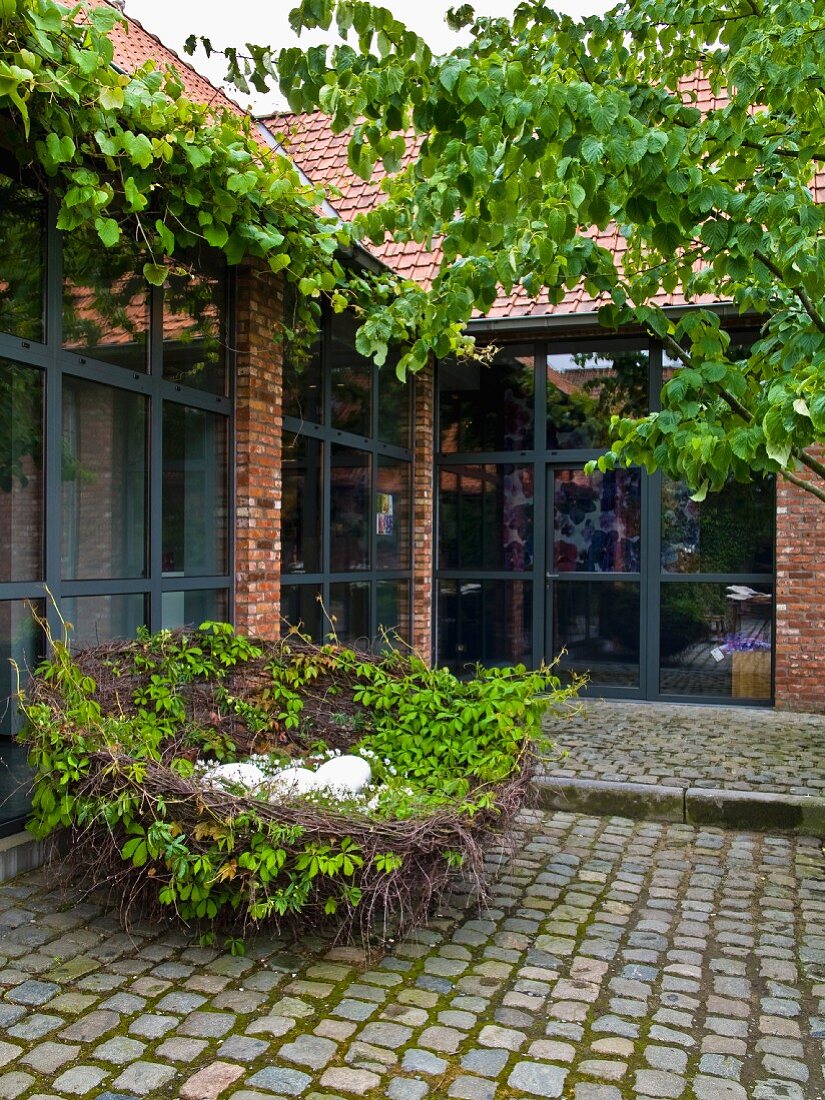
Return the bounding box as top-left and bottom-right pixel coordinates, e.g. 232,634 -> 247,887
198,0 -> 825,502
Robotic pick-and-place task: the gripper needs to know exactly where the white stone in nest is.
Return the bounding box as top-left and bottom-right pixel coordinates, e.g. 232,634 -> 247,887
267,766 -> 318,798
314,755 -> 372,797
208,762 -> 266,791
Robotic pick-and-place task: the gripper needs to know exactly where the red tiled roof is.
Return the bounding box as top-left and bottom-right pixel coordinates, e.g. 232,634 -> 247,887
93,0 -> 244,119
261,77 -> 769,321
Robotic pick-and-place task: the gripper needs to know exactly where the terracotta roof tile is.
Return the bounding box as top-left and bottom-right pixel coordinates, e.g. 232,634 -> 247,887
261,75 -> 771,321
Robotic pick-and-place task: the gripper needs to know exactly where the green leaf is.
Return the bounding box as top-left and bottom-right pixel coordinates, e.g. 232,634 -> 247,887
94,217 -> 121,247
143,263 -> 168,287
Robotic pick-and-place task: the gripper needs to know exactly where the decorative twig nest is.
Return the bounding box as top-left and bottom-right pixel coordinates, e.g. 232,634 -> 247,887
21,623 -> 575,945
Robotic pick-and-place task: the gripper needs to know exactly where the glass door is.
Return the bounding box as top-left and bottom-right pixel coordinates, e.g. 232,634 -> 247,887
545,465 -> 645,694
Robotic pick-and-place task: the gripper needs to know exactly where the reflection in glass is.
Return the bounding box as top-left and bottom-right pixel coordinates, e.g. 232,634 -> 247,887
281,585 -> 323,639
378,360 -> 411,447
376,457 -> 411,570
162,588 -> 228,630
439,346 -> 534,453
163,405 -> 228,576
63,594 -> 147,650
0,600 -> 42,830
330,581 -> 370,645
547,346 -> 648,449
61,378 -> 147,580
330,446 -> 370,572
554,469 -> 641,573
163,250 -> 227,393
439,465 -> 534,571
0,172 -> 45,342
661,477 -> 774,574
660,582 -> 772,699
438,579 -> 532,671
283,336 -> 322,424
63,231 -> 149,371
0,361 -> 43,582
282,434 -> 323,574
554,581 -> 640,686
331,312 -> 371,435
376,581 -> 410,643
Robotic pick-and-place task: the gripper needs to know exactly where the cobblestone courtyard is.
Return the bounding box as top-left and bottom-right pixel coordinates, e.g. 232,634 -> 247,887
544,701 -> 825,798
1,809 -> 824,1099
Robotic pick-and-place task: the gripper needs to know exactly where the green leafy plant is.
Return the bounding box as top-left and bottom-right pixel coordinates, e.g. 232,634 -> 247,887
20,621 -> 579,943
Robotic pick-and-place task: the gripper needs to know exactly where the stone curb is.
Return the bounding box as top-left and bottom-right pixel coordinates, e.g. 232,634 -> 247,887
532,777 -> 685,822
685,786 -> 825,835
532,776 -> 825,836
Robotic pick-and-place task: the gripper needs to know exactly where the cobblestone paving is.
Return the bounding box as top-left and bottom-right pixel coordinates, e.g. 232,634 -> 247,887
2,810 -> 825,1098
544,700 -> 825,796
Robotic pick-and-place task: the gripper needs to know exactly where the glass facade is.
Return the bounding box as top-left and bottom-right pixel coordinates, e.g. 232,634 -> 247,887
0,167 -> 232,836
280,307 -> 414,648
436,334 -> 775,701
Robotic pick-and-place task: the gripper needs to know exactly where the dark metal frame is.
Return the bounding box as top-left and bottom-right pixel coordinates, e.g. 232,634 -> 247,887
0,189 -> 235,836
434,327 -> 776,704
281,306 -> 415,645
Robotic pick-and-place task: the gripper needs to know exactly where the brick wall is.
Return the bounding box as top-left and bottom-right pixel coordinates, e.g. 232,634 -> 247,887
234,264 -> 284,639
775,463 -> 825,712
411,363 -> 435,659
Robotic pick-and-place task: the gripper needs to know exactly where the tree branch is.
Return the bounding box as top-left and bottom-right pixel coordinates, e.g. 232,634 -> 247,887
795,448 -> 825,482
782,467 -> 825,505
754,249 -> 825,335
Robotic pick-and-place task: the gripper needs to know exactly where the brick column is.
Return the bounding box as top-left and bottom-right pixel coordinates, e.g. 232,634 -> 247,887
775,462 -> 825,712
233,263 -> 283,639
411,363 -> 435,660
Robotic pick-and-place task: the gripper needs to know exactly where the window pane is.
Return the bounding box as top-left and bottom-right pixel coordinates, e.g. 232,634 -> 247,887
162,588 -> 228,630
63,594 -> 147,650
283,337 -> 322,424
661,477 -> 774,574
438,579 -> 532,670
330,312 -> 371,436
0,172 -> 45,342
163,405 -> 228,576
61,379 -> 148,580
378,361 -> 411,447
63,232 -> 149,372
376,457 -> 411,570
554,580 -> 640,687
282,433 -> 323,575
554,469 -> 641,573
281,585 -> 323,640
0,600 -> 42,830
439,464 -> 533,571
439,345 -> 534,453
0,361 -> 43,582
660,582 -> 772,699
547,346 -> 648,449
163,251 -> 227,394
329,581 -> 370,645
376,580 -> 410,644
330,446 -> 370,572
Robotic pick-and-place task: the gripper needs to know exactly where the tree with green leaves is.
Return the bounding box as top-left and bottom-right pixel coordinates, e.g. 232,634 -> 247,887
196,0 -> 825,504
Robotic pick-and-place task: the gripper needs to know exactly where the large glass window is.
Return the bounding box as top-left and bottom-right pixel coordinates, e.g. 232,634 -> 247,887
661,477 -> 774,574
63,232 -> 150,372
439,345 -> 534,453
61,378 -> 147,580
438,579 -> 533,670
163,404 -> 228,576
547,346 -> 648,449
0,171 -> 45,342
554,469 -> 641,573
0,361 -> 43,582
163,250 -> 227,394
281,308 -> 415,647
439,464 -> 534,571
0,195 -> 232,834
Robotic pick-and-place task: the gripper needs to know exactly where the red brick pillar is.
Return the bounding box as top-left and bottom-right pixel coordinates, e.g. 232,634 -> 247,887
775,464 -> 825,712
411,363 -> 435,660
234,264 -> 283,639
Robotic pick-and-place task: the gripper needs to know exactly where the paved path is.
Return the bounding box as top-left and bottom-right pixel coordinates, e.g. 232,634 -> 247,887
1,809 -> 824,1099
543,700 -> 825,798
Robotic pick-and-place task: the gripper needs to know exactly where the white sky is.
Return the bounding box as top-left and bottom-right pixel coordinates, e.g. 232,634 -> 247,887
122,0 -> 613,113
